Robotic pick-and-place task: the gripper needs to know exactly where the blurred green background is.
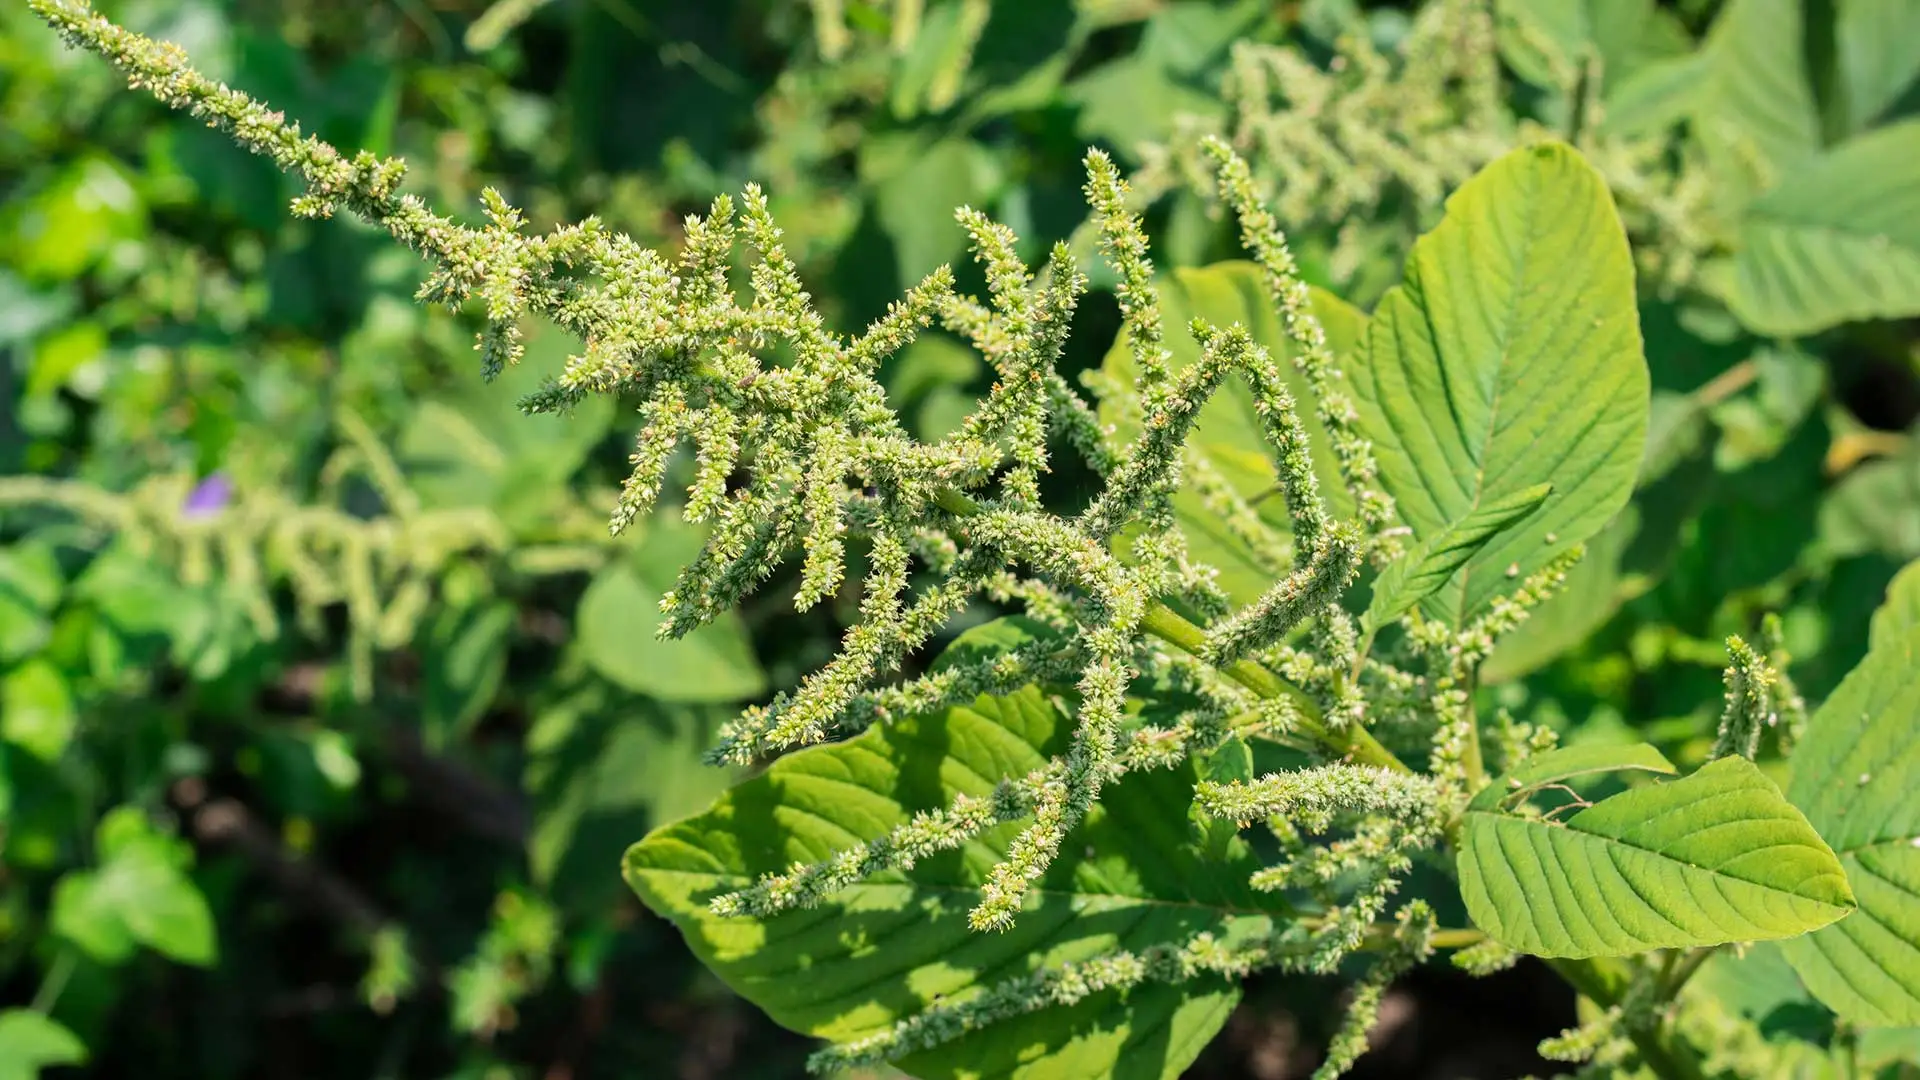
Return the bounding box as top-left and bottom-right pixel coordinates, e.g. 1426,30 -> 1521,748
1,0 -> 1916,1077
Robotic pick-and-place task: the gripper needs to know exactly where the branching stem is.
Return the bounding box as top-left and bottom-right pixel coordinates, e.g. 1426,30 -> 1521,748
934,488 -> 1408,773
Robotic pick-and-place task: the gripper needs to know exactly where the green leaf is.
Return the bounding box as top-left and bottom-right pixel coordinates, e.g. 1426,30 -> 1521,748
51,808 -> 217,968
576,519 -> 767,704
1351,142 -> 1649,626
1835,0 -> 1920,132
1729,121 -> 1920,336
623,623 -> 1285,1078
1459,756 -> 1854,958
1869,559 -> 1920,652
1781,608 -> 1920,1026
419,599 -> 514,746
1602,53 -> 1712,137
0,1010 -> 87,1080
1691,0 -> 1823,208
1363,482 -> 1551,634
1467,742 -> 1677,813
1064,1 -> 1254,155
397,322 -> 614,526
1095,261 -> 1369,607
864,134 -> 1002,292
527,699 -> 739,914
0,660 -> 75,763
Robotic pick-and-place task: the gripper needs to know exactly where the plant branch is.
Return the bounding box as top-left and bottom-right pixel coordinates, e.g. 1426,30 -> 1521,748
1547,956 -> 1710,1080
933,487 -> 1409,773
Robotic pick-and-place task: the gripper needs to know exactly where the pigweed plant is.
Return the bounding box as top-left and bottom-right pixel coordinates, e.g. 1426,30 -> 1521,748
30,2 -> 1920,1078
0,408 -> 616,698
1137,0 -> 1715,304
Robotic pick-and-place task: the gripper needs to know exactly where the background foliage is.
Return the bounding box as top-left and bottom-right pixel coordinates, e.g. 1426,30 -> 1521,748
2,0 -> 1917,1077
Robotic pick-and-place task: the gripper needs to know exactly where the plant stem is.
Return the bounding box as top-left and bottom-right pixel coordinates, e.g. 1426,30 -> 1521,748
1547,957 -> 1711,1080
1138,605 -> 1408,772
30,949 -> 77,1014
1661,945 -> 1717,998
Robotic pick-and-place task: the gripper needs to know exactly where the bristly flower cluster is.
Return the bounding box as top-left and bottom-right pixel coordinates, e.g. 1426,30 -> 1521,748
1137,0 -> 1717,298
0,409 -> 614,698
31,1 -> 1585,1072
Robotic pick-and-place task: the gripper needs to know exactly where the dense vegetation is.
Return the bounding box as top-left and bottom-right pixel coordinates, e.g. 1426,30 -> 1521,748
3,1 -> 1918,1078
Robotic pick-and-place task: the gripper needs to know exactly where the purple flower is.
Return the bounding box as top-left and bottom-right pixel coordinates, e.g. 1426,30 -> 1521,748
182,472 -> 234,519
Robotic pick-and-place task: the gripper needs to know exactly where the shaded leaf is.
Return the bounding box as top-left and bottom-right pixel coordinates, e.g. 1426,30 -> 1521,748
576,520 -> 767,704
419,599 -> 514,746
1819,433 -> 1920,562
1460,757 -> 1853,958
1692,0 -> 1822,208
1730,121 -> 1920,336
527,700 -> 739,914
1835,0 -> 1920,132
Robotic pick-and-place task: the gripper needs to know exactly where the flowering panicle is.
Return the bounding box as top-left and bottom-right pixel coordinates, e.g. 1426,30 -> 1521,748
1711,617 -> 1805,763
1204,136 -> 1402,560
0,410 -> 610,699
1143,0 -> 1717,299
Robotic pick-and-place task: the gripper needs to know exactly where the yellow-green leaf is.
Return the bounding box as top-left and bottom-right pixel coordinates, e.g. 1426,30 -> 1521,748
1782,599 -> 1920,1026
1352,142 -> 1649,626
1460,757 -> 1853,958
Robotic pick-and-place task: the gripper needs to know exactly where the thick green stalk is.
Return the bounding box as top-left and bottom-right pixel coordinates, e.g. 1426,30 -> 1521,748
1548,957 -> 1711,1080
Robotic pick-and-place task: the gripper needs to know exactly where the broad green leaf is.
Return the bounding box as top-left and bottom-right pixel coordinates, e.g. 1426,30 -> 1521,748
623,623 -> 1286,1078
397,322 -> 614,527
0,1010 -> 87,1080
527,699 -> 739,914
1870,559 -> 1920,651
1494,0 -> 1692,92
51,808 -> 217,968
1351,142 -> 1649,626
1691,0 -> 1823,208
1460,756 -> 1853,958
864,134 -> 1002,292
419,599 -> 514,746
1493,0 -> 1590,88
1095,261 -> 1368,607
0,660 -> 74,763
576,519 -> 767,705
1782,612 -> 1920,1026
1602,53 -> 1712,137
1467,742 -> 1676,813
1729,121 -> 1920,336
1363,482 -> 1551,634
1064,1 -> 1255,154
1836,0 -> 1920,132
